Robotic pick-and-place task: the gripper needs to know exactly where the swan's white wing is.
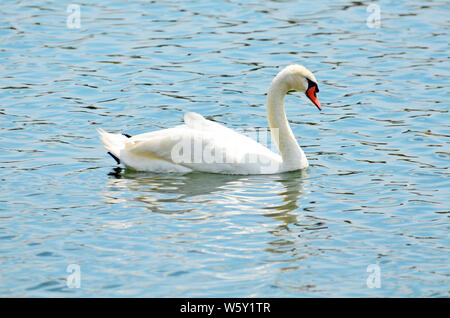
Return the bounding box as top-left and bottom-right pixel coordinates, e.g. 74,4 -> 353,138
122,112 -> 282,174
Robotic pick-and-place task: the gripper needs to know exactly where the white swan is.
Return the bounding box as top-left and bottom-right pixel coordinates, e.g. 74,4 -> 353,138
98,64 -> 322,175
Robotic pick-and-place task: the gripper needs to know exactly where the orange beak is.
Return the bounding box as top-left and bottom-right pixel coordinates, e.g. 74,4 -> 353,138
306,86 -> 322,111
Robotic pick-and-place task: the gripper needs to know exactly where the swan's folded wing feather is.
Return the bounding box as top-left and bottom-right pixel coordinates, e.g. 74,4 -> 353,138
124,127 -> 187,161
124,116 -> 281,173
125,113 -> 242,164
125,112 -> 235,160
125,127 -> 239,165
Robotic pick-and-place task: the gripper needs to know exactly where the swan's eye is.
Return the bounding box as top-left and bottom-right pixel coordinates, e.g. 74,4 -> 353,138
306,78 -> 319,94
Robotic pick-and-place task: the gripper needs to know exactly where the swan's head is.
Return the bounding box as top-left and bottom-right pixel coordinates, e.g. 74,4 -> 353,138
278,64 -> 322,111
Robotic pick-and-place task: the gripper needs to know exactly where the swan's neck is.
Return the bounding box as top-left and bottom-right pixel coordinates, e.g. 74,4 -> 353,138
266,75 -> 307,169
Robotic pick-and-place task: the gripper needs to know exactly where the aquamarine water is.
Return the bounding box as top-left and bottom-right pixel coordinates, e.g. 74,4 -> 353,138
0,0 -> 449,297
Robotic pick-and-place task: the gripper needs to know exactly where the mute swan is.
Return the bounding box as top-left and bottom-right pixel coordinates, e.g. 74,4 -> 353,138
98,64 -> 322,174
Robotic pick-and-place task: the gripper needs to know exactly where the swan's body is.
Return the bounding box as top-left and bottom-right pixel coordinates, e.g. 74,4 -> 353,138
98,64 -> 322,175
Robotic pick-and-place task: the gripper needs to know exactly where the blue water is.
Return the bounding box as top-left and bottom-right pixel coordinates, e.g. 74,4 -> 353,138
0,0 -> 449,297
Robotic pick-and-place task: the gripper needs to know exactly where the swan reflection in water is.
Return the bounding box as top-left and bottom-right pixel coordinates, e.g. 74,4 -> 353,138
104,168 -> 309,225
103,168 -> 313,268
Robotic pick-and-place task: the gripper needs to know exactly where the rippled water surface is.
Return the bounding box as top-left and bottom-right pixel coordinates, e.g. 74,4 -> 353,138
1,0 -> 449,297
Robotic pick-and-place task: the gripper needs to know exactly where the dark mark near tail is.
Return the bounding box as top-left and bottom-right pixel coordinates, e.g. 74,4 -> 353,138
108,152 -> 120,164
123,133 -> 132,138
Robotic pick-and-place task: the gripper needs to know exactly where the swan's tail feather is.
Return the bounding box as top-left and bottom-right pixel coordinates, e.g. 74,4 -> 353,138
97,128 -> 129,164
